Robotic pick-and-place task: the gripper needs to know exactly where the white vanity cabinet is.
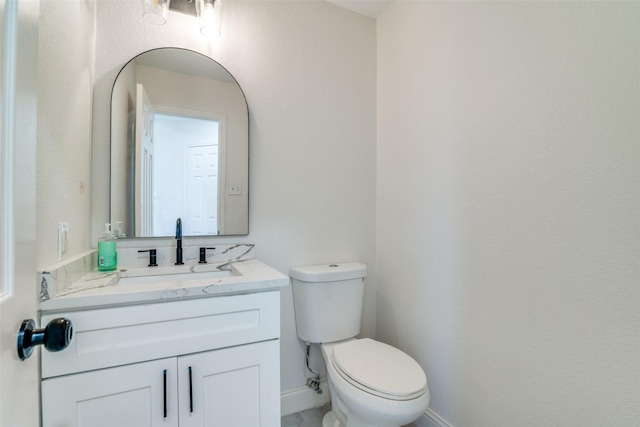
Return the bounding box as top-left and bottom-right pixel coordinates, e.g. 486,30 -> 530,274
40,291 -> 280,427
177,340 -> 279,426
42,357 -> 179,426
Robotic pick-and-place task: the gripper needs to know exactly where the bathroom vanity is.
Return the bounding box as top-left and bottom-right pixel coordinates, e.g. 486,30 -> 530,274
38,254 -> 287,427
36,45 -> 277,425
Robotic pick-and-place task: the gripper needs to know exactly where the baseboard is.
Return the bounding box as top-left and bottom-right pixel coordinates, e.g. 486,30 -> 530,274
281,380 -> 331,417
414,407 -> 453,427
280,384 -> 452,427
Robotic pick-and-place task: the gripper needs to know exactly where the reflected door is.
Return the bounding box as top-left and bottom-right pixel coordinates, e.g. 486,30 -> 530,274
185,145 -> 218,235
135,83 -> 155,237
152,113 -> 220,236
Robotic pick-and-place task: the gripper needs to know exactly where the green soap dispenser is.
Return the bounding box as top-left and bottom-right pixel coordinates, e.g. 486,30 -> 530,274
98,223 -> 117,271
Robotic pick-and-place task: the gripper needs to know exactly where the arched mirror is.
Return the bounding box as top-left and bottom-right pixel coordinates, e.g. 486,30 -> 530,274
110,48 -> 248,237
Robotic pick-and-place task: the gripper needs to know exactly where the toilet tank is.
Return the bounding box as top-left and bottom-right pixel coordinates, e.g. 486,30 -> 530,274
290,263 -> 367,343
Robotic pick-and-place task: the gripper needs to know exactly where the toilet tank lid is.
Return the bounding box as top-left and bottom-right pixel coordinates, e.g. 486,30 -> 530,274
289,262 -> 367,282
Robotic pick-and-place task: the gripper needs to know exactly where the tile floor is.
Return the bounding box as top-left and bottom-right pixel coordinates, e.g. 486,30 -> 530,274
281,404 -> 418,427
281,404 -> 331,427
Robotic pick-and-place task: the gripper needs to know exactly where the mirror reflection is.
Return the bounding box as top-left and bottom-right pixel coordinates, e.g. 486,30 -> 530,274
110,48 -> 248,237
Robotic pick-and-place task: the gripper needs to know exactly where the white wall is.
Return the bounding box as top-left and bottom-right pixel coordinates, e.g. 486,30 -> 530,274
37,0 -> 96,268
377,2 -> 640,426
91,0 -> 376,392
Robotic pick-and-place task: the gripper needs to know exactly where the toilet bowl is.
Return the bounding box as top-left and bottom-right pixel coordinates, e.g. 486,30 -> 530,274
290,263 -> 430,427
320,339 -> 429,427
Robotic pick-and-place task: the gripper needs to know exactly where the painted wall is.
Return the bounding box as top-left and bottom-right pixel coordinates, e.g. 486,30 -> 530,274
91,0 -> 376,393
37,0 -> 96,269
377,2 -> 640,426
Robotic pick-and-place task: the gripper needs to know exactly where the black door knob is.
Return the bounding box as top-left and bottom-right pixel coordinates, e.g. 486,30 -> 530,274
17,317 -> 73,360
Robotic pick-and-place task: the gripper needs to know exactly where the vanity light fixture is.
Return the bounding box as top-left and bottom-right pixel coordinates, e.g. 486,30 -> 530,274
141,0 -> 222,38
196,0 -> 222,38
142,0 -> 170,25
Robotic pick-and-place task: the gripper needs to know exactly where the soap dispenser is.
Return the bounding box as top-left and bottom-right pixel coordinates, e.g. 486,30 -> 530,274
98,223 -> 117,271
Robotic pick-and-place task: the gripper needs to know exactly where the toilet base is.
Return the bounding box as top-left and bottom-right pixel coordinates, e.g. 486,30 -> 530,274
322,411 -> 341,427
320,340 -> 429,427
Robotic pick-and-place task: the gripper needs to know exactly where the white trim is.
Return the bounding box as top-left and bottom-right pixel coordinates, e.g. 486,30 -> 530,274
0,0 -> 17,304
414,407 -> 454,427
280,380 -> 331,417
280,385 -> 454,427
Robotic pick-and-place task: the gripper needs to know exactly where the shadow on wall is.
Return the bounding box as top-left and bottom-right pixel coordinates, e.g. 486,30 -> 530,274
376,294 -> 400,346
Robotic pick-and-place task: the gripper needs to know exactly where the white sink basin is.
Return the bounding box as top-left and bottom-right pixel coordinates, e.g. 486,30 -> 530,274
117,262 -> 240,286
120,263 -> 232,276
118,269 -> 234,286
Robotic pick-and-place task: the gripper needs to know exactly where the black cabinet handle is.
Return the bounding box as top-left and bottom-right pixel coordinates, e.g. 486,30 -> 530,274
189,366 -> 194,413
163,369 -> 167,418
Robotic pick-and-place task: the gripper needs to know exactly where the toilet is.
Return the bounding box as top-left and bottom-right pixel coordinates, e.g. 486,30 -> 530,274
290,263 -> 430,427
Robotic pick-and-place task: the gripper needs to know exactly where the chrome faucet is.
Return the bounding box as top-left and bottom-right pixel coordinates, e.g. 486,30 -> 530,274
175,218 -> 184,265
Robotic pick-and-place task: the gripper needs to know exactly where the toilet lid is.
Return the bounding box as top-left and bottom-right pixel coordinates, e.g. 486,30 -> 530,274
332,338 -> 427,401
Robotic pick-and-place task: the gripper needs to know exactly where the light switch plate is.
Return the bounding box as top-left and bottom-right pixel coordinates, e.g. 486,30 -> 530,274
228,184 -> 242,195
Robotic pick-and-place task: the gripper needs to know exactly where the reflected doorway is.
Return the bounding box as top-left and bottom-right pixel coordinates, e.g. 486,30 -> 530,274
152,113 -> 221,236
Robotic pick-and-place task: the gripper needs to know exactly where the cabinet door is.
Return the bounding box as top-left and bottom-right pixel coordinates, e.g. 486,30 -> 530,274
42,358 -> 178,427
178,340 -> 280,427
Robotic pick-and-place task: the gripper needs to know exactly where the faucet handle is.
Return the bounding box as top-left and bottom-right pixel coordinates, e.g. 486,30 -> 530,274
199,247 -> 216,264
175,218 -> 182,239
138,249 -> 158,267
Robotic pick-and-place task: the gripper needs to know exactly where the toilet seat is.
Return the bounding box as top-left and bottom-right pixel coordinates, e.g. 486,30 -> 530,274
331,338 -> 427,401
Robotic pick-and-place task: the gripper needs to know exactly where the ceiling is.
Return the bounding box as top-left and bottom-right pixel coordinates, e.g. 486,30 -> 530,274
327,0 -> 394,18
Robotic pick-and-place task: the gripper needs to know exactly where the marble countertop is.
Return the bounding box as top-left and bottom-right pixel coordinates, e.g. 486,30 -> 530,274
39,259 -> 289,313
